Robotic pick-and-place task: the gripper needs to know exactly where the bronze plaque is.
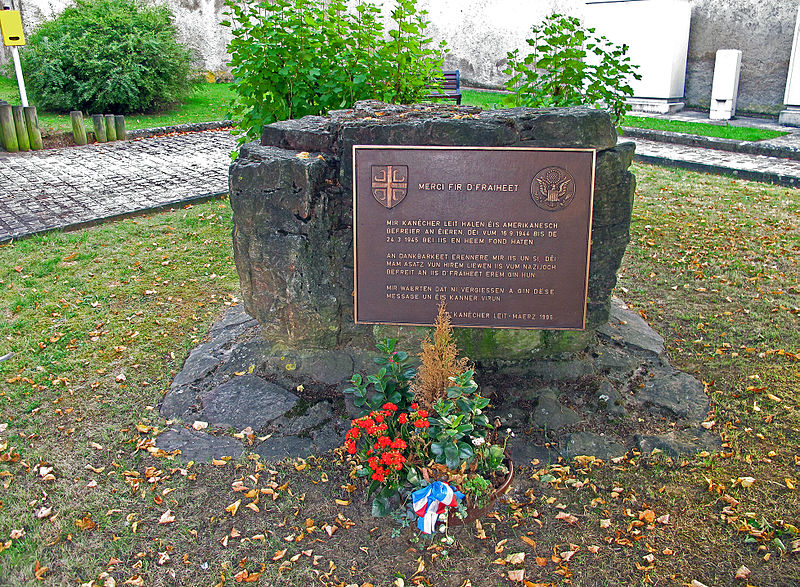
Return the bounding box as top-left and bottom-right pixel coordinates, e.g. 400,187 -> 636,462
353,146 -> 596,329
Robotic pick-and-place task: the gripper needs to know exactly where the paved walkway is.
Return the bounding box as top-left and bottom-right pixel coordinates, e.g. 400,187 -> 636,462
2,112 -> 800,242
631,137 -> 800,187
0,129 -> 236,242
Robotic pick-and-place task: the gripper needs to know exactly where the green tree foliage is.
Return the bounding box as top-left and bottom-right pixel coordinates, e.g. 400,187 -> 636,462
222,0 -> 446,142
503,13 -> 640,124
20,0 -> 194,114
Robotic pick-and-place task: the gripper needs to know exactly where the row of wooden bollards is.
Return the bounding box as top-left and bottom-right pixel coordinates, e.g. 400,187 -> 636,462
70,111 -> 127,145
0,104 -> 44,152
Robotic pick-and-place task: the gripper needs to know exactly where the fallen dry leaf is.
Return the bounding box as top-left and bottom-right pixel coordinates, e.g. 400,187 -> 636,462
639,509 -> 656,524
475,519 -> 486,539
35,506 -> 52,519
272,549 -> 286,561
520,535 -> 536,549
560,550 -> 576,562
555,511 -> 578,525
734,565 -> 751,580
192,420 -> 208,431
158,510 -> 175,524
507,569 -> 525,582
506,552 -> 525,565
225,500 -> 241,517
74,516 -> 96,531
33,560 -> 48,580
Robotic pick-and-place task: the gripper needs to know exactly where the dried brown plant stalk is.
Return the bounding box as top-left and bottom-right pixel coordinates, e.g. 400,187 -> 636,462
411,301 -> 471,409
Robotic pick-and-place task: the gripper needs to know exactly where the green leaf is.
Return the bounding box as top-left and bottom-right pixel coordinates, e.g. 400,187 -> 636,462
372,496 -> 392,517
444,442 -> 460,469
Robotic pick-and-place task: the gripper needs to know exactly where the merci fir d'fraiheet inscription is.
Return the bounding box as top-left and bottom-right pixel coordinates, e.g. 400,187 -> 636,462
353,146 -> 596,329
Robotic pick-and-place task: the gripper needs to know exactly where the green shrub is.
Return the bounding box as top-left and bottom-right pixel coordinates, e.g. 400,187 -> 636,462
21,0 -> 194,114
503,13 -> 640,124
223,0 -> 446,142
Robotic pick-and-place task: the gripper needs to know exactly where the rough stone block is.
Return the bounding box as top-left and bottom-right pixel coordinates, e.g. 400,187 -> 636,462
198,375 -> 298,432
261,115 -> 334,153
233,101 -> 636,360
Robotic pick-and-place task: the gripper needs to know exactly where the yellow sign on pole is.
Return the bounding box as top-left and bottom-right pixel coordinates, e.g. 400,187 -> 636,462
0,10 -> 25,46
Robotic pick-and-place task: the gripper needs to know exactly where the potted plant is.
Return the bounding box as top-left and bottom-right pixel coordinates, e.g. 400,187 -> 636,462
343,303 -> 513,533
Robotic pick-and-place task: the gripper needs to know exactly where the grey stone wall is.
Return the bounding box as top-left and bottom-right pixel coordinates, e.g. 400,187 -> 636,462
684,0 -> 798,115
230,101 -> 636,360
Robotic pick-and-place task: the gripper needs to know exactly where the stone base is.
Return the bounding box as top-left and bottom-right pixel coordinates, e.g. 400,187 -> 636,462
779,106 -> 800,127
709,106 -> 735,121
156,299 -> 719,463
628,98 -> 685,115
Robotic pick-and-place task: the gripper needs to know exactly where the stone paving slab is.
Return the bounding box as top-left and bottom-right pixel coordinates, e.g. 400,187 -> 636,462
631,137 -> 800,187
0,129 -> 237,242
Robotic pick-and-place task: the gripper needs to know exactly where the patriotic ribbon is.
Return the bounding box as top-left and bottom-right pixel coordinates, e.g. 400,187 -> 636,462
411,481 -> 465,534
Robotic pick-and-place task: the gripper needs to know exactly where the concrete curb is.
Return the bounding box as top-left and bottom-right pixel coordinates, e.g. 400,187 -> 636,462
622,126 -> 800,162
634,153 -> 800,188
128,120 -> 236,140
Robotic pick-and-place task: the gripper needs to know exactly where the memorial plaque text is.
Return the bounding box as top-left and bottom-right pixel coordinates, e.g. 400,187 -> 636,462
353,146 -> 595,329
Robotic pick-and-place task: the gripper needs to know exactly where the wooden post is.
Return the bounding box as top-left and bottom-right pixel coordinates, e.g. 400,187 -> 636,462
24,106 -> 43,150
0,104 -> 19,152
91,114 -> 106,143
114,115 -> 127,140
12,105 -> 30,151
70,111 -> 88,146
104,114 -> 117,141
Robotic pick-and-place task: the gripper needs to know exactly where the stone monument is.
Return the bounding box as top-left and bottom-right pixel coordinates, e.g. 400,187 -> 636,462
158,101 -> 717,463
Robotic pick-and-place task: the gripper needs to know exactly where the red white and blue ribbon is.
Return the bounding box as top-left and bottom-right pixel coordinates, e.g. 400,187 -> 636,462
411,481 -> 465,534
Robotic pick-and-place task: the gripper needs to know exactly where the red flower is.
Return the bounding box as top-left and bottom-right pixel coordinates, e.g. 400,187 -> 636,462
382,402 -> 398,412
416,409 -> 428,418
345,440 -> 356,455
391,438 -> 406,450
398,413 -> 408,424
414,419 -> 430,429
378,436 -> 392,449
411,403 -> 419,410
356,418 -> 375,429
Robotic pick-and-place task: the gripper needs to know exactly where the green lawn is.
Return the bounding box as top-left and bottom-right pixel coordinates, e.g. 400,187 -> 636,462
621,115 -> 788,142
0,76 -> 235,136
460,88 -> 788,142
0,165 -> 798,585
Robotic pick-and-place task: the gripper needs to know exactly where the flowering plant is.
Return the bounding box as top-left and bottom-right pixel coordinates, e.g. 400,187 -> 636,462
343,303 -> 510,523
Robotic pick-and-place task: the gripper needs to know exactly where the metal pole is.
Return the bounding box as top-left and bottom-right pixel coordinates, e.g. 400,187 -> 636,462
10,46 -> 28,107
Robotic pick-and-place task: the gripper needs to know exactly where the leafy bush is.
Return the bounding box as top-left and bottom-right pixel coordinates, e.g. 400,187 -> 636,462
223,0 -> 446,142
21,0 -> 194,114
503,13 -> 640,124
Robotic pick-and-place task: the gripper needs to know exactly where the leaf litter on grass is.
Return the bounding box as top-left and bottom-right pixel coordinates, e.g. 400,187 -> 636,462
0,167 -> 799,585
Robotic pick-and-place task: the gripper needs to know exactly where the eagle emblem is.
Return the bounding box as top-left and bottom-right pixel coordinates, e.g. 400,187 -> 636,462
530,166 -> 575,211
371,165 -> 408,209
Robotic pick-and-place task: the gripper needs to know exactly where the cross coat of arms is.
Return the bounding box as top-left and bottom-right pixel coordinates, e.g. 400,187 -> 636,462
371,165 -> 408,208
